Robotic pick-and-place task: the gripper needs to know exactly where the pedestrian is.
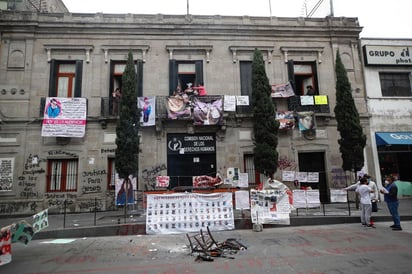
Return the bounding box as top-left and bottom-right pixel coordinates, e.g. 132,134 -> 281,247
305,85 -> 316,95
344,174 -> 379,216
355,177 -> 375,228
112,87 -> 121,115
380,175 -> 402,231
193,82 -> 207,96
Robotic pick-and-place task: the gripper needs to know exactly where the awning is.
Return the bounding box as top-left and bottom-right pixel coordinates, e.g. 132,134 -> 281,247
375,132 -> 412,146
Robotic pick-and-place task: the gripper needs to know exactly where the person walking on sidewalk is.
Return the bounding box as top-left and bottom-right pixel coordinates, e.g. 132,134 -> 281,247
355,177 -> 375,228
380,175 -> 402,231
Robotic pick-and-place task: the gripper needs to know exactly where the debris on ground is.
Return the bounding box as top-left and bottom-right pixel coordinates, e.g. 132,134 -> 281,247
186,226 -> 247,262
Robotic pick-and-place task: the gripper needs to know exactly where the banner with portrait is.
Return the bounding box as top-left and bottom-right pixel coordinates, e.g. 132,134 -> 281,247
115,175 -> 137,206
193,97 -> 223,126
271,82 -> 295,98
41,97 -> 87,138
250,188 -> 292,225
276,111 -> 295,130
166,95 -> 192,119
138,96 -> 156,126
297,111 -> 315,131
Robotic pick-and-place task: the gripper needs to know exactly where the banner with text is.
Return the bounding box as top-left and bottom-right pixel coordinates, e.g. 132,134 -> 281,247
41,97 -> 87,138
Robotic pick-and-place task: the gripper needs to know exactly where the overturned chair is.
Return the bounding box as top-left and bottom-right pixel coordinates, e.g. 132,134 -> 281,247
186,226 -> 247,261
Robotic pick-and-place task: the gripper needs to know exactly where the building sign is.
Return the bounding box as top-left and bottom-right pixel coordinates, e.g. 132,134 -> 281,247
167,133 -> 216,155
363,45 -> 412,66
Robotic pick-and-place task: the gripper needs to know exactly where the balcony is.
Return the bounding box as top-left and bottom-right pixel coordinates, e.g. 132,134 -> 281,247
286,95 -> 330,113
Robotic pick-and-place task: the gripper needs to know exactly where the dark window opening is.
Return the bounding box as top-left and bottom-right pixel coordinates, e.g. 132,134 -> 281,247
287,60 -> 319,95
379,72 -> 412,97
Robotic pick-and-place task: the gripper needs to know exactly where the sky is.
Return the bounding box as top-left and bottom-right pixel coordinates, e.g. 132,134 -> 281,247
63,0 -> 411,39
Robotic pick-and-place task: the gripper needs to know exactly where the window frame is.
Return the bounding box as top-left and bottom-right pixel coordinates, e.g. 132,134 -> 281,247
49,59 -> 83,98
46,159 -> 78,192
287,60 -> 319,95
379,72 -> 412,97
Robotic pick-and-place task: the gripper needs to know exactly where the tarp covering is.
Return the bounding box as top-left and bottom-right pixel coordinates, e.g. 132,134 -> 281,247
395,181 -> 412,197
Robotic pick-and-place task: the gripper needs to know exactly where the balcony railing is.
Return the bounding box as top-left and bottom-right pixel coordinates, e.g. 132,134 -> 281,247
97,95 -> 330,119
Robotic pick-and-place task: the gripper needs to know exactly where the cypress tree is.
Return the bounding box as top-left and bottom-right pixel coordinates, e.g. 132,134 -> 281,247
252,49 -> 280,179
334,50 -> 366,174
115,51 -> 140,181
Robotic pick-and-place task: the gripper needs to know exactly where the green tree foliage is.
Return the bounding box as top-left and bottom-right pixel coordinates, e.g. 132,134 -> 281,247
115,51 -> 140,180
334,50 -> 366,172
252,49 -> 280,178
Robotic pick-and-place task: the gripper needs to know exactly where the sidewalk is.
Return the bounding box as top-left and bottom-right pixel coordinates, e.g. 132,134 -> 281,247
1,198 -> 411,240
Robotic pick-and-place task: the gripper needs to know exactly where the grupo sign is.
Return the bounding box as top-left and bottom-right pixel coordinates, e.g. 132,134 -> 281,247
363,45 -> 412,66
167,133 -> 216,155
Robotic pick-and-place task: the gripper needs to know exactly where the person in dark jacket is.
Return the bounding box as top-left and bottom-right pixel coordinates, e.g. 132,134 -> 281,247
380,175 -> 402,231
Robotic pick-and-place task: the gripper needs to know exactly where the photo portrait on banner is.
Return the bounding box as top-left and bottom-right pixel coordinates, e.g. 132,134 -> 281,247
41,97 -> 87,138
139,96 -> 156,126
115,174 -> 137,206
297,111 -> 315,131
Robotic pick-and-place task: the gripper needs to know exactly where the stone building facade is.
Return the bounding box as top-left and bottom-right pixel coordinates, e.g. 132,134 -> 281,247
0,1 -> 374,215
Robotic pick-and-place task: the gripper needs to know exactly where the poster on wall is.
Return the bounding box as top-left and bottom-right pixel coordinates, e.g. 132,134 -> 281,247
235,190 -> 250,209
282,170 -> 296,182
41,97 -> 87,138
0,158 -> 14,192
138,96 -> 156,126
156,176 -> 170,188
250,188 -> 292,225
292,189 -> 321,209
306,190 -> 321,208
330,189 -> 348,203
146,192 -> 234,234
223,95 -> 236,112
115,174 -> 137,206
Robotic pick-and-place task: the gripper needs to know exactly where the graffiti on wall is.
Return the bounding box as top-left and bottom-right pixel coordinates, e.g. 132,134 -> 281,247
331,167 -> 350,188
17,154 -> 46,200
0,201 -> 37,214
81,169 -> 106,194
141,164 -> 167,190
278,155 -> 297,171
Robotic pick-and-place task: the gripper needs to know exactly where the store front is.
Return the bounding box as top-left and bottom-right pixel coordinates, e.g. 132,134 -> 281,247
375,132 -> 412,182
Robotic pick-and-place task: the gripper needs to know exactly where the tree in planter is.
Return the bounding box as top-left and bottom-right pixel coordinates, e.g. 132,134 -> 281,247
334,50 -> 366,211
252,49 -> 280,183
115,51 -> 141,212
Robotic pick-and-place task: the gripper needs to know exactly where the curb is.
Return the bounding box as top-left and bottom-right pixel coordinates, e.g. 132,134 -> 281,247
33,215 -> 412,240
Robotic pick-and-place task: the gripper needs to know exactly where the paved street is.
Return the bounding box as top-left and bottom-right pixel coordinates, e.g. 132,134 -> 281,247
1,221 -> 411,274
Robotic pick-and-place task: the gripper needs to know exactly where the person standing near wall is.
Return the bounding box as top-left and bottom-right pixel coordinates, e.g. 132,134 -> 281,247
355,177 -> 375,228
380,175 -> 402,231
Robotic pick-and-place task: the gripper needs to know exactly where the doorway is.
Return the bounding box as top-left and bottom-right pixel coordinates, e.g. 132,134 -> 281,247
298,151 -> 329,203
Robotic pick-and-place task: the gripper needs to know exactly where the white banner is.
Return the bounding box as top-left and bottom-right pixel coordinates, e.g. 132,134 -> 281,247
235,190 -> 250,209
292,189 -> 321,209
330,189 -> 348,203
146,192 -> 235,234
41,97 -> 87,137
223,95 -> 236,112
250,189 -> 292,225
